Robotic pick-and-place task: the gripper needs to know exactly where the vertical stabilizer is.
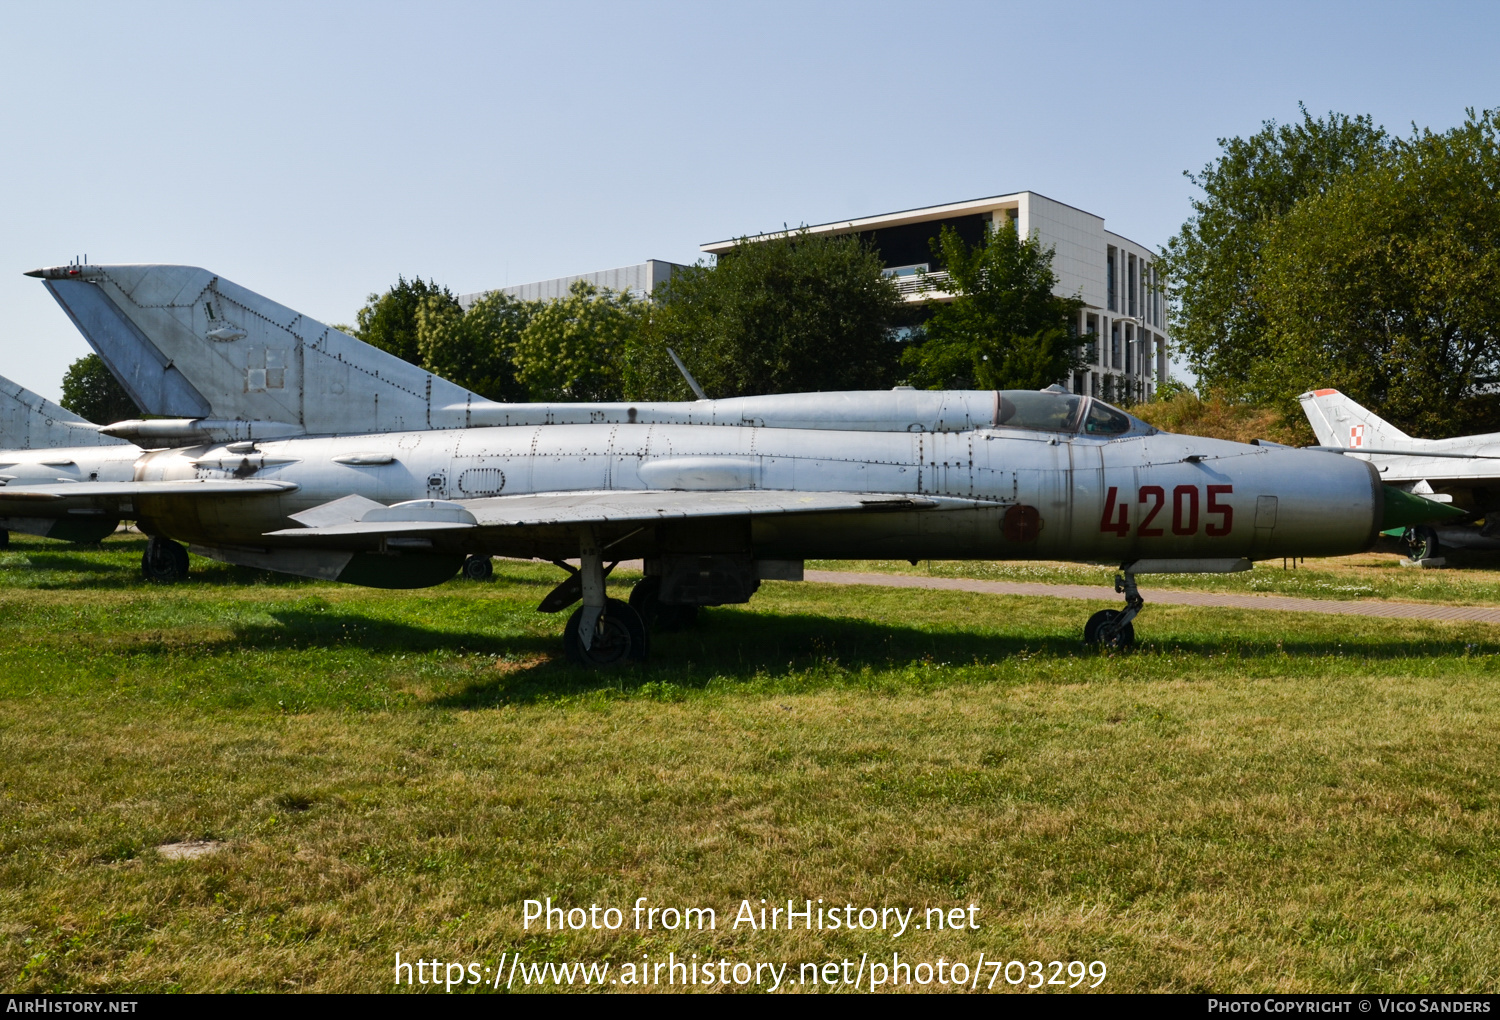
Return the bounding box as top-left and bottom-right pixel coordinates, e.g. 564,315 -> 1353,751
0,373 -> 129,449
1298,389 -> 1413,450
29,264 -> 485,434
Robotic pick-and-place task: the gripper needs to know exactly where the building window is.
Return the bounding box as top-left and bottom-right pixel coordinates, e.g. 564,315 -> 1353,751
1106,247 -> 1117,312
1111,321 -> 1121,369
1124,323 -> 1134,374
1127,255 -> 1137,319
1086,314 -> 1100,365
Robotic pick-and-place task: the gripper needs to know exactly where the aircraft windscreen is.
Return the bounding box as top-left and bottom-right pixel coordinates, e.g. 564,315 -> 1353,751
995,391 -> 1084,432
1083,400 -> 1133,435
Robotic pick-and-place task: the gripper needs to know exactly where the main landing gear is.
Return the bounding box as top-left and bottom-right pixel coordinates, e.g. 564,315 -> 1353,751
627,575 -> 699,633
141,536 -> 190,584
461,554 -> 494,581
538,527 -> 649,667
1084,571 -> 1144,650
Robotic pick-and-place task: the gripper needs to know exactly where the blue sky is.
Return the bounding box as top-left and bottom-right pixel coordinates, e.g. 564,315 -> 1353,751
1,0 -> 1496,399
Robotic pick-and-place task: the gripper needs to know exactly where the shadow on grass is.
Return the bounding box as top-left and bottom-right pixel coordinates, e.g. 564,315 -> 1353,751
415,605 -> 1500,707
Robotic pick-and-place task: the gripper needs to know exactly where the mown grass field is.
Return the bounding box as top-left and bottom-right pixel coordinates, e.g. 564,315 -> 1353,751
812,545 -> 1500,605
3,533 -> 1500,993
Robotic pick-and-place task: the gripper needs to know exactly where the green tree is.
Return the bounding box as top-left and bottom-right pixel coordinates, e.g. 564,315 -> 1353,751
352,276 -> 457,365
902,222 -> 1084,390
415,290 -> 534,402
1253,109 -> 1500,436
59,354 -> 140,424
1160,106 -> 1390,393
512,281 -> 642,401
626,230 -> 904,400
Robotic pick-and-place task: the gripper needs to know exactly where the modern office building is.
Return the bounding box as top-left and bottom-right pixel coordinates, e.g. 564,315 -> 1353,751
457,259 -> 688,310
701,192 -> 1167,402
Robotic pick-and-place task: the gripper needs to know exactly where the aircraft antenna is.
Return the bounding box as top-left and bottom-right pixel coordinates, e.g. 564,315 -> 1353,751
666,348 -> 708,400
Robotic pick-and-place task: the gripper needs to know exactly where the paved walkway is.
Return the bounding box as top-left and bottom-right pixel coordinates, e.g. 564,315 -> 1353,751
802,570 -> 1500,624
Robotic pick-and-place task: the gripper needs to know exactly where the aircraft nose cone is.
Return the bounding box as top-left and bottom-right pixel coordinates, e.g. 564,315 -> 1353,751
1382,486 -> 1466,530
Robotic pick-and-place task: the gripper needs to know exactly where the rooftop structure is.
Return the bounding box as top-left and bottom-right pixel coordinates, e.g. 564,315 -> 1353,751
458,259 -> 688,310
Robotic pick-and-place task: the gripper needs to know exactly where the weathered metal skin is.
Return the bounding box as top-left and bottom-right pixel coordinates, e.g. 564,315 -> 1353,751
118,419 -> 1382,569
18,262 -> 1389,595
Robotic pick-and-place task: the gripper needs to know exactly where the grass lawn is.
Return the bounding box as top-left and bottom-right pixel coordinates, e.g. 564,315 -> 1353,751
811,547 -> 1500,606
2,533 -> 1499,993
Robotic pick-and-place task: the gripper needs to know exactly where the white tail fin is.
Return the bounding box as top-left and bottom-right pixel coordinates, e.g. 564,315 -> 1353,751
1297,388 -> 1413,450
31,264 -> 485,434
0,373 -> 129,450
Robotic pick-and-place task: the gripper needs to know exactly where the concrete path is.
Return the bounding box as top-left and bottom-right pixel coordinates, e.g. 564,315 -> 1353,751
802,570 -> 1500,624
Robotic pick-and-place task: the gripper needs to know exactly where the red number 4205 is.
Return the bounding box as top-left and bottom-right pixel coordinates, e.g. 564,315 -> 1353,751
1100,484 -> 1233,537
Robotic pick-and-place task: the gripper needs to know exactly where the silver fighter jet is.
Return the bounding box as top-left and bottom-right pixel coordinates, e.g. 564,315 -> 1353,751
1301,388 -> 1500,560
18,263 -> 1459,663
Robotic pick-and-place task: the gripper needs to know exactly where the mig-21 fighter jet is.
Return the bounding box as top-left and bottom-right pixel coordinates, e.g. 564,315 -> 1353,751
1301,388 -> 1500,561
20,262 -> 1461,664
0,372 -> 137,547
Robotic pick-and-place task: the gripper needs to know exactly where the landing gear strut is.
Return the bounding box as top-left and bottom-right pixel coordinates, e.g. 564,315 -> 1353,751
141,536 -> 190,584
1085,571 -> 1143,650
551,527 -> 648,667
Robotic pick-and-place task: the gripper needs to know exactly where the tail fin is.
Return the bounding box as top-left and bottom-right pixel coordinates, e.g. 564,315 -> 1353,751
0,373 -> 129,450
29,264 -> 484,434
1297,388 -> 1413,450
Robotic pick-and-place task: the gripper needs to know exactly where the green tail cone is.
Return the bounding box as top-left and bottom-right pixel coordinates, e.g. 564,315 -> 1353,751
1382,486 -> 1467,530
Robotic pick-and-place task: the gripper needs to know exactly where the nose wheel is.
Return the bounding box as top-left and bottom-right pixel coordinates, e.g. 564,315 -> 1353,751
1085,572 -> 1143,649
1404,526 -> 1440,561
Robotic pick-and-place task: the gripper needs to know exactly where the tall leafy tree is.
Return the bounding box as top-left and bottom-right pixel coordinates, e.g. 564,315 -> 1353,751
1254,108 -> 1500,436
513,281 -> 642,401
416,290 -> 534,402
1160,106 -> 1390,393
59,354 -> 140,424
352,276 -> 458,365
627,230 -> 903,400
902,222 -> 1084,390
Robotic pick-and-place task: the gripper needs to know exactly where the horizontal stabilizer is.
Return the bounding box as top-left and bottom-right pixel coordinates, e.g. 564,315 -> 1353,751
267,489 -> 976,538
0,479 -> 298,502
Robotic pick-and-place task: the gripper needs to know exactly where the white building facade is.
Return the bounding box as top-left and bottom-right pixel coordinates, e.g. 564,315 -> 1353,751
458,259 -> 687,310
702,191 -> 1167,402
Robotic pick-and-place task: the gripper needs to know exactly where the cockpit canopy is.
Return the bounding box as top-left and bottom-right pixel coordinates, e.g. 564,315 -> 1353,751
994,390 -> 1153,437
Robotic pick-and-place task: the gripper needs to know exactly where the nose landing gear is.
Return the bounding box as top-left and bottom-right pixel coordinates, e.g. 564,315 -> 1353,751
1084,571 -> 1143,650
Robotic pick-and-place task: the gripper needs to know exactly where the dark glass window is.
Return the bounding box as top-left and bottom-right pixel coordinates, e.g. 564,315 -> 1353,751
1084,400 -> 1132,435
1106,247 -> 1117,311
995,391 -> 1084,432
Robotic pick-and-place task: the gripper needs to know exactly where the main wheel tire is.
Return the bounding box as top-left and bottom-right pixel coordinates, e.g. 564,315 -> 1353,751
628,576 -> 700,632
563,598 -> 648,667
142,536 -> 189,584
1407,526 -> 1440,561
462,555 -> 494,581
1084,608 -> 1135,649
